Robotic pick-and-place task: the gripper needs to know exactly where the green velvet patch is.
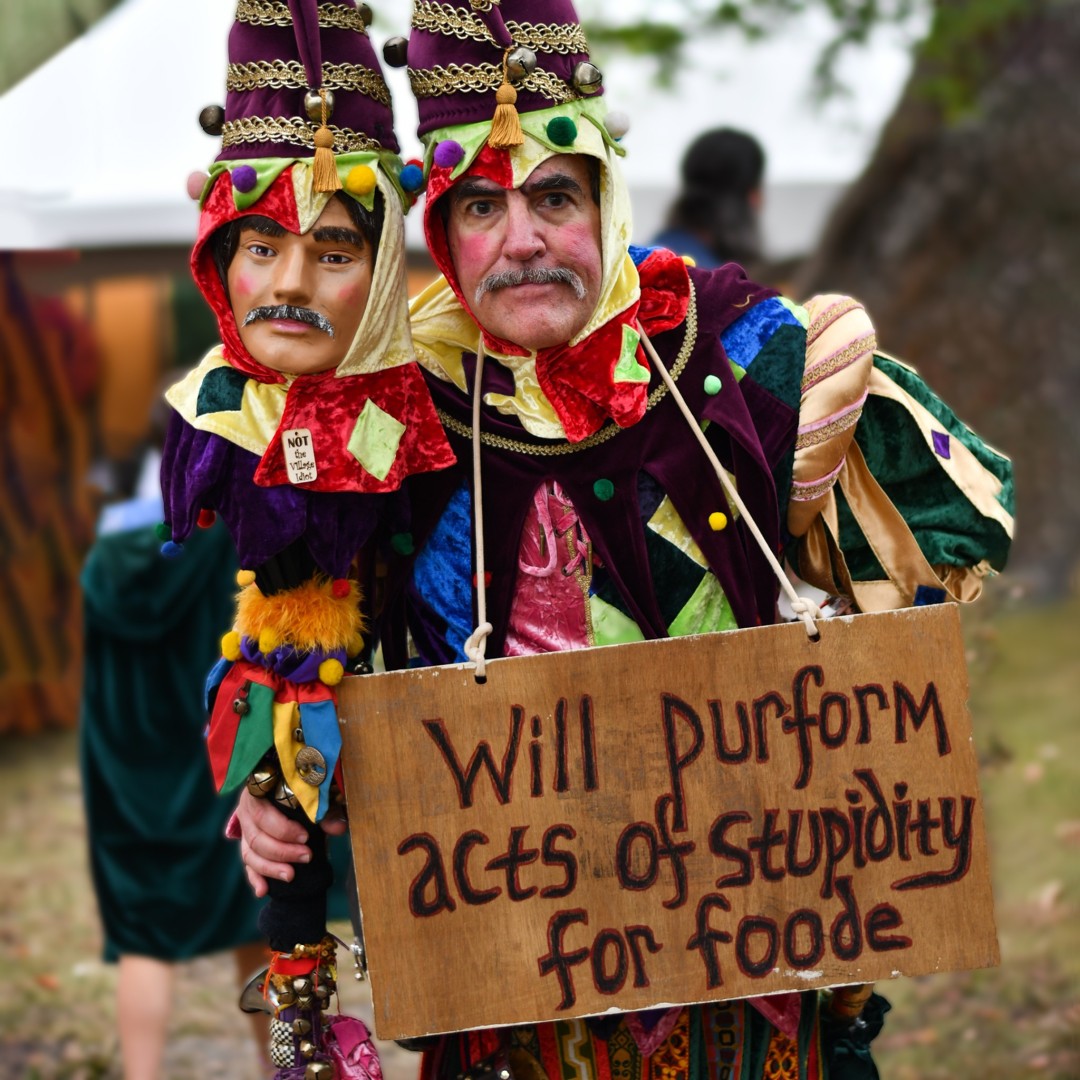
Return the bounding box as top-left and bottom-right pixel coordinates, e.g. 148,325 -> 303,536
839,393 -> 1014,580
667,572 -> 738,636
589,594 -> 645,646
196,366 -> 248,416
347,399 -> 406,480
220,681 -> 275,794
645,528 -> 708,627
740,322 -> 805,413
875,356 -> 1016,517
613,324 -> 649,384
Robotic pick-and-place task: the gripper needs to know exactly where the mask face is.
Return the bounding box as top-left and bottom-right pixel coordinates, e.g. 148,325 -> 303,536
227,198 -> 375,377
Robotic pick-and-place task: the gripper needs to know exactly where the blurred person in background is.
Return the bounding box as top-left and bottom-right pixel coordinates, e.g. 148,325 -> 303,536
79,433 -> 271,1078
654,127 -> 765,271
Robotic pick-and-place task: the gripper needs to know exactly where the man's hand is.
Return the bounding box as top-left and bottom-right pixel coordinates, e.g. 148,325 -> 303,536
235,788 -> 348,897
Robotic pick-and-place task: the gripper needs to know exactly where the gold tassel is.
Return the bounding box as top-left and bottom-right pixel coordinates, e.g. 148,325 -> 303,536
487,50 -> 524,149
312,89 -> 341,193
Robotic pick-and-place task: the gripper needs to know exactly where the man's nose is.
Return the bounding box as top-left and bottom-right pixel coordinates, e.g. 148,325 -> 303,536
500,196 -> 545,262
272,246 -> 312,302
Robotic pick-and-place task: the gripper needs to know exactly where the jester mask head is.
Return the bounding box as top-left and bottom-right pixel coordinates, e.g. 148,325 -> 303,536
191,0 -> 418,385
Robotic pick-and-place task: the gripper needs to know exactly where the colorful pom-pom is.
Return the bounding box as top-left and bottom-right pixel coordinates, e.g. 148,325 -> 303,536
319,658 -> 345,686
236,569 -> 256,588
433,140 -> 465,169
471,571 -> 493,588
390,531 -> 415,555
186,170 -> 209,201
605,110 -> 631,140
232,165 -> 258,193
331,578 -> 351,599
155,522 -> 172,542
546,116 -> 578,147
345,164 -> 377,196
681,254 -> 697,267
221,630 -> 242,662
593,478 -> 615,501
398,163 -> 425,193
703,374 -> 722,396
258,628 -> 280,654
160,540 -> 183,558
197,508 -> 216,528
708,511 -> 728,532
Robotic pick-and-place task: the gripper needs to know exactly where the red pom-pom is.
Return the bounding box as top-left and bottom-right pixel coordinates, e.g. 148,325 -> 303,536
331,578 -> 351,599
197,508 -> 216,528
472,571 -> 493,588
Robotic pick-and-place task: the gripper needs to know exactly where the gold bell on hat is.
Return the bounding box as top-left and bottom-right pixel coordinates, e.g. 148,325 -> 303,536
306,1063 -> 335,1079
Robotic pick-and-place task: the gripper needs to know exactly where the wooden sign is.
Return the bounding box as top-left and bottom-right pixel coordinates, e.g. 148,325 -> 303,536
339,605 -> 998,1039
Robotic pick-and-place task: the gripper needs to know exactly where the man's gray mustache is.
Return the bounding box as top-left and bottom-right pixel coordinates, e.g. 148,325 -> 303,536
242,304 -> 335,338
474,266 -> 586,303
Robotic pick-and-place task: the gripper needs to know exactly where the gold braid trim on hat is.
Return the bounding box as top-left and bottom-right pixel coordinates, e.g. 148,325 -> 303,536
409,62 -> 576,103
235,0 -> 367,33
436,285 -> 698,456
221,116 -> 382,154
412,2 -> 588,54
470,0 -> 499,10
227,61 -> 391,107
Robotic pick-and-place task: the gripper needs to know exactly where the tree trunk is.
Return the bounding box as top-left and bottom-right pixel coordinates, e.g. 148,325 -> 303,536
795,0 -> 1080,597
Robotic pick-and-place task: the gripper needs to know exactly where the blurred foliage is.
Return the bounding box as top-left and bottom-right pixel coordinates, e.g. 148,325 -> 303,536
0,0 -> 123,92
584,0 -> 1040,113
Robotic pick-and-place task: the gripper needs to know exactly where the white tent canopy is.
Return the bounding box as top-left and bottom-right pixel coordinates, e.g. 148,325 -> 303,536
0,0 -> 915,254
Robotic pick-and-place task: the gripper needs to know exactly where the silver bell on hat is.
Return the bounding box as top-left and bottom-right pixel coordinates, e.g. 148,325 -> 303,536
572,61 -> 603,95
506,46 -> 537,82
304,89 -> 335,122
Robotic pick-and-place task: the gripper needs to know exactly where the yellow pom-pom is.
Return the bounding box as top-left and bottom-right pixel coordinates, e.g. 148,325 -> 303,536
319,658 -> 344,686
708,511 -> 728,532
681,254 -> 697,267
258,628 -> 280,654
345,165 -> 377,196
221,630 -> 242,661
236,569 -> 256,588
345,632 -> 365,658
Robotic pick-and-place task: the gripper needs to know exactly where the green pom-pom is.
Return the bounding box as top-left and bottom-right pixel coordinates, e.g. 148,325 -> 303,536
703,374 -> 722,396
546,116 -> 578,147
593,478 -> 615,502
390,531 -> 415,556
155,522 -> 172,541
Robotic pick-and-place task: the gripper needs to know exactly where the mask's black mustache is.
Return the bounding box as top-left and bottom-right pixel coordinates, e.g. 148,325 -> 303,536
242,304 -> 335,338
475,266 -> 586,303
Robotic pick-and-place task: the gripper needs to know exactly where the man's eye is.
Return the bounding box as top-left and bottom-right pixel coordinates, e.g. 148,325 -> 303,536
321,252 -> 353,265
542,192 -> 570,209
246,242 -> 275,257
467,200 -> 494,216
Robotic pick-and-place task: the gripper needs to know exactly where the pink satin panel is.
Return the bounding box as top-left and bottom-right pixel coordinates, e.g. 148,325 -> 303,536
504,482 -> 593,656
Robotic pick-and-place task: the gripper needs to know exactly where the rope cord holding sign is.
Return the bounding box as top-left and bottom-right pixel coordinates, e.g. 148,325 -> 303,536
636,322 -> 822,639
466,337 -> 493,679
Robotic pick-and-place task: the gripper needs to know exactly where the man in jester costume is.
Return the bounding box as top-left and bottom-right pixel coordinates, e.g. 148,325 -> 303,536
160,2 -> 453,1076
236,2 -> 1015,1078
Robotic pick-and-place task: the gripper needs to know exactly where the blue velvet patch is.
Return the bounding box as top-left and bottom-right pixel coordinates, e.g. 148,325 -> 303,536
411,483 -> 475,662
628,244 -> 657,267
720,297 -> 803,372
914,585 -> 948,606
203,654 -> 232,713
299,698 -> 342,821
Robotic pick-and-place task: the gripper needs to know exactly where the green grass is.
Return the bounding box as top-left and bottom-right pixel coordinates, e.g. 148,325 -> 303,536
1,588 -> 1077,1077
876,590 -> 1080,1078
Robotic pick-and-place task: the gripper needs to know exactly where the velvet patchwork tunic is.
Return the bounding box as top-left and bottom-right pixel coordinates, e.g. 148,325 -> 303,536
381,254 -> 1013,1080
